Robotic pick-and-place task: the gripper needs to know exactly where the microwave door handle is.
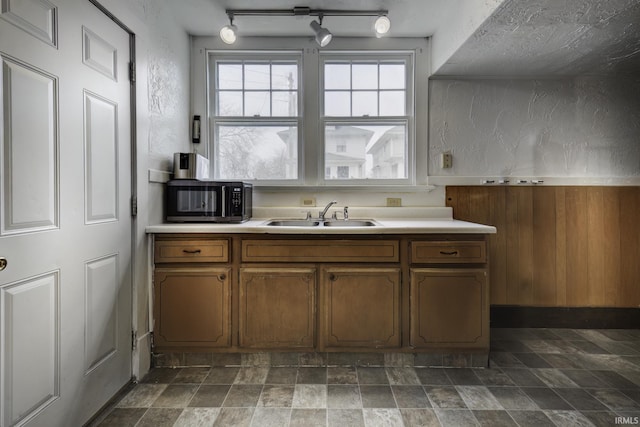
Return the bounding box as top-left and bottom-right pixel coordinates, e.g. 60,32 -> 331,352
221,186 -> 226,217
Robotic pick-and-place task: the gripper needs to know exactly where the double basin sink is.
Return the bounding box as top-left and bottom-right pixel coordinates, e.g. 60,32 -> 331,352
266,219 -> 379,227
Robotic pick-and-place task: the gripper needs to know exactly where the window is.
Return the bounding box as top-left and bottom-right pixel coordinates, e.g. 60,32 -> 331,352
210,53 -> 301,181
207,42 -> 423,186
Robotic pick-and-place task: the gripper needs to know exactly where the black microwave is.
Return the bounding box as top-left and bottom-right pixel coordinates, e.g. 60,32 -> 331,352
165,180 -> 252,223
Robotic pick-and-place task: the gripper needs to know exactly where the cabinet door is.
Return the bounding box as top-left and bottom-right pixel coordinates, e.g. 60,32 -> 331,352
239,268 -> 316,349
154,268 -> 231,350
410,268 -> 488,349
322,267 -> 401,349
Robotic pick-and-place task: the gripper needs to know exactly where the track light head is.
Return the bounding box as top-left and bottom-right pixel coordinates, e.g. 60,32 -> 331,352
310,19 -> 332,47
374,15 -> 391,37
220,14 -> 237,44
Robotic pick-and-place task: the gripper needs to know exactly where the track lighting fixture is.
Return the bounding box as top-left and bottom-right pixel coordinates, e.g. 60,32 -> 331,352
219,14 -> 237,45
309,16 -> 332,47
219,7 -> 390,47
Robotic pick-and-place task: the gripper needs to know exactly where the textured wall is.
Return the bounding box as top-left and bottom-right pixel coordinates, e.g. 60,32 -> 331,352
429,77 -> 640,180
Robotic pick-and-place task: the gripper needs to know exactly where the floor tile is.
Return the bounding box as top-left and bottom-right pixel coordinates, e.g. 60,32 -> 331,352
116,384 -> 167,408
473,367 -> 515,386
445,368 -> 483,385
97,408 -> 147,427
559,369 -> 609,388
141,368 -> 179,384
386,367 -> 421,385
544,410 -> 595,427
173,367 -> 210,384
399,408 -> 440,427
327,385 -> 362,409
532,368 -> 579,388
501,368 -> 547,387
250,407 -> 291,427
513,353 -> 553,369
328,409 -> 365,427
520,387 -> 573,410
213,408 -> 254,427
415,368 -> 452,385
554,388 -> 609,411
297,367 -> 327,384
360,385 -> 396,408
424,386 -> 466,409
472,409 -> 517,426
434,408 -> 479,426
258,385 -> 295,407
488,386 -> 538,410
357,367 -> 390,385
581,410 -> 624,427
328,367 -> 358,384
391,385 -> 430,408
223,385 -> 263,407
188,385 -> 230,408
588,388 -> 640,411
152,384 -> 199,408
173,408 -> 220,427
234,367 -> 269,384
290,408 -> 326,427
265,367 -> 298,384
136,408 -> 183,427
204,367 -> 240,384
506,410 -> 555,427
292,384 -> 327,408
456,386 -> 502,410
362,408 -> 404,427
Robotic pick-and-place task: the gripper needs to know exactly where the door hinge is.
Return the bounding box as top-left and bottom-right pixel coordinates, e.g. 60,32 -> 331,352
131,330 -> 137,351
131,195 -> 138,217
129,61 -> 136,83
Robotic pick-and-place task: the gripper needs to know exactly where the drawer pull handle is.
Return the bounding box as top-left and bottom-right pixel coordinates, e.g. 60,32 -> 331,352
440,250 -> 458,256
183,249 -> 202,254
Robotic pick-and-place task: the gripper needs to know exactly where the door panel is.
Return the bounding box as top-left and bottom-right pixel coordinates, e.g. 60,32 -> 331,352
0,1 -> 133,425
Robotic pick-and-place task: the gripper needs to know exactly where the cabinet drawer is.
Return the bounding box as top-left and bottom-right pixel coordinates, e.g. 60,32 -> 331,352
242,239 -> 399,263
411,241 -> 486,264
155,239 -> 229,263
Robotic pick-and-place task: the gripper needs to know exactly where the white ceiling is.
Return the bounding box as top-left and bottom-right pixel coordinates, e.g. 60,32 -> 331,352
165,0 -> 640,77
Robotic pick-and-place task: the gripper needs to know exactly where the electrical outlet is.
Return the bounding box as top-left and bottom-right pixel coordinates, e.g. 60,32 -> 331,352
386,197 -> 402,207
301,197 -> 316,207
441,152 -> 453,169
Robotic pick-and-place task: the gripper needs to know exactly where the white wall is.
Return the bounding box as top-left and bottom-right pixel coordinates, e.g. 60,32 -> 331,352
430,0 -> 505,74
98,0 -> 191,379
428,77 -> 640,185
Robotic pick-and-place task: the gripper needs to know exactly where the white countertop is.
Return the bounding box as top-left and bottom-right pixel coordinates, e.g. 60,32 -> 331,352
146,207 -> 497,235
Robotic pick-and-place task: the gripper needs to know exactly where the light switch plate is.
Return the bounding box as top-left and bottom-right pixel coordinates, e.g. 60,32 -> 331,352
441,152 -> 453,169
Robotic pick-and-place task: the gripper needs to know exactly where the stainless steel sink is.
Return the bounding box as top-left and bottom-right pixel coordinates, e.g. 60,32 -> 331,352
265,219 -> 378,227
266,220 -> 321,227
323,219 -> 378,227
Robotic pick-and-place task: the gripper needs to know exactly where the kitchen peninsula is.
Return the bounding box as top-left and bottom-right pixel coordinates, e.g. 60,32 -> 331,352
147,207 -> 496,368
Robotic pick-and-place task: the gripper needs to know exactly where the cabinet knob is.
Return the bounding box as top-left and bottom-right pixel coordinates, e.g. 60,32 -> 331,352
0,257 -> 6,271
329,273 -> 337,281
219,273 -> 227,281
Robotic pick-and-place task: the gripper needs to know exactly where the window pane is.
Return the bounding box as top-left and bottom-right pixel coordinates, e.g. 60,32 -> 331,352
379,64 -> 405,89
218,91 -> 242,116
380,91 -> 405,116
215,125 -> 298,180
325,63 -> 350,89
272,64 -> 297,90
324,92 -> 351,116
352,64 -> 378,89
272,92 -> 297,117
353,91 -> 378,116
217,63 -> 242,89
325,124 -> 407,180
245,91 -> 270,116
244,64 -> 270,90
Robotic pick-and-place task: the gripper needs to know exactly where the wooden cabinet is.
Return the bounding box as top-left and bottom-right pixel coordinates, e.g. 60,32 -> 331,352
239,268 -> 316,349
150,233 -> 490,355
409,239 -> 489,350
153,235 -> 231,351
322,267 -> 401,349
410,268 -> 488,349
154,268 -> 231,350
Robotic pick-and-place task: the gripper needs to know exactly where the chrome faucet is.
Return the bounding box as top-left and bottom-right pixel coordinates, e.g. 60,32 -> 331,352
319,200 -> 337,220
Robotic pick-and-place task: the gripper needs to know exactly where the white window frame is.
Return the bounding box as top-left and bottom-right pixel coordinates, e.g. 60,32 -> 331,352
319,51 -> 414,186
203,38 -> 429,188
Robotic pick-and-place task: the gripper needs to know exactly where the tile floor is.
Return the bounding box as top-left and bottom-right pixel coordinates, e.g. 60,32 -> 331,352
92,328 -> 640,426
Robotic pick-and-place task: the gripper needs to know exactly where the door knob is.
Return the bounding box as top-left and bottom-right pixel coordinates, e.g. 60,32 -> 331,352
0,257 -> 6,271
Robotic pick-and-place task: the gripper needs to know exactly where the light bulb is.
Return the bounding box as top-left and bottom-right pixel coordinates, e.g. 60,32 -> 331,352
374,16 -> 391,37
220,24 -> 237,44
310,20 -> 332,47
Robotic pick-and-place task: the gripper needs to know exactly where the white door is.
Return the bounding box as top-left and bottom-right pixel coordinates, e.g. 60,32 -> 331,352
0,0 -> 133,425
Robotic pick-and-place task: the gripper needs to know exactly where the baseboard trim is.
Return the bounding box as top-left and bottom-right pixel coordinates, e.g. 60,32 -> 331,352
490,306 -> 640,329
